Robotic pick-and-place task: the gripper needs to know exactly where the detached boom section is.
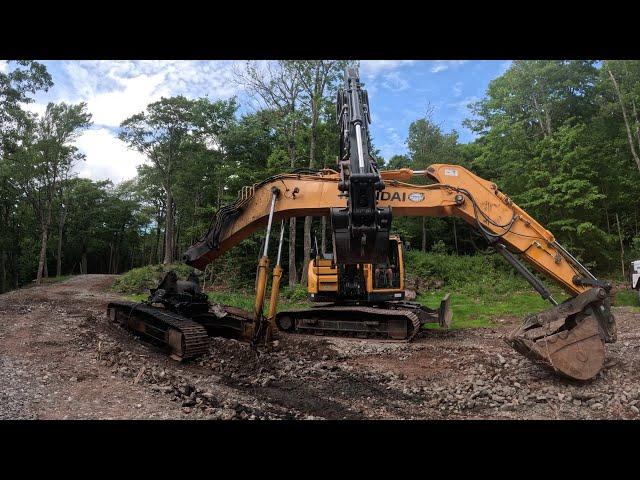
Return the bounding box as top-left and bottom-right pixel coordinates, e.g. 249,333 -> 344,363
183,173 -> 342,271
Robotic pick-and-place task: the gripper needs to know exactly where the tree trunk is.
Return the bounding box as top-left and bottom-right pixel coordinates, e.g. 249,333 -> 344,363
607,64 -> 640,172
81,251 -> 87,275
453,219 -> 458,255
1,251 -> 6,293
321,217 -> 327,255
174,223 -> 180,261
153,211 -> 162,264
531,95 -> 548,138
36,224 -> 49,285
616,213 -> 625,278
56,204 -> 65,277
108,243 -> 113,274
36,200 -> 54,284
288,217 -> 297,288
301,217 -> 312,287
113,247 -> 119,274
163,190 -> 174,265
422,217 -> 427,252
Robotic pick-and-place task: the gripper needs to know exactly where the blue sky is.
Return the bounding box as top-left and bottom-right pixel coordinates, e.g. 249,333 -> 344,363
0,60 -> 512,183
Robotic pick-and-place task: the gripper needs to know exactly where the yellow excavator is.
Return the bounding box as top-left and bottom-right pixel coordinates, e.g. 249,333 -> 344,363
275,233 -> 452,340
107,67 -> 616,381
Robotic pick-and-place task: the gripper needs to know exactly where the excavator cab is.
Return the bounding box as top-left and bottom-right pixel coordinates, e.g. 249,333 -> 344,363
370,237 -> 403,291
308,235 -> 405,303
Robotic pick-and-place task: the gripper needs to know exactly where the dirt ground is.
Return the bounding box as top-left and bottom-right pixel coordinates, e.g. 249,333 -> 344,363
1,274 -> 640,420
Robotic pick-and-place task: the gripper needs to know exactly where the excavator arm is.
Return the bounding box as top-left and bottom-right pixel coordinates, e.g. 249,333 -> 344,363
185,164 -> 596,295
184,164 -> 616,380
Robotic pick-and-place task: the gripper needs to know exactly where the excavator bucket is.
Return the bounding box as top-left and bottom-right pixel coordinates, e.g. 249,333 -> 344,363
504,287 -> 615,381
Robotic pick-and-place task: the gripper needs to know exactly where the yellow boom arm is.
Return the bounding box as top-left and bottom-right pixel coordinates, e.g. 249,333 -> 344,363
184,164 -> 588,297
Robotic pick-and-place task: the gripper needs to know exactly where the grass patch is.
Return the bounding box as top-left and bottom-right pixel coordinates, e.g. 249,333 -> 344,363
407,250 -> 580,329
418,289 -> 564,329
112,263 -> 195,295
208,287 -> 312,312
124,293 -> 148,303
613,289 -> 640,309
39,275 -> 73,285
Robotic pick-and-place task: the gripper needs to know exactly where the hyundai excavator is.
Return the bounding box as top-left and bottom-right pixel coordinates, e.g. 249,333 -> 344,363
107,67 -> 617,381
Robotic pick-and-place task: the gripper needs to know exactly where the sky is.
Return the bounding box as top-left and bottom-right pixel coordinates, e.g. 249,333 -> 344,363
1,60 -> 512,184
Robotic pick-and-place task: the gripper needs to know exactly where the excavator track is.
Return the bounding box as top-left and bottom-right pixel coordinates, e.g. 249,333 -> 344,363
107,301 -> 209,361
276,305 -> 424,341
276,295 -> 451,341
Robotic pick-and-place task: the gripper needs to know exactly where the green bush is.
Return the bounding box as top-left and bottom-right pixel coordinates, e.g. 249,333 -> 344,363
280,284 -> 309,301
111,263 -> 196,294
406,250 -> 531,295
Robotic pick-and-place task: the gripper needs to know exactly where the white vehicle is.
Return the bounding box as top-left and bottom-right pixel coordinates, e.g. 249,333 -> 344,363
632,260 -> 640,303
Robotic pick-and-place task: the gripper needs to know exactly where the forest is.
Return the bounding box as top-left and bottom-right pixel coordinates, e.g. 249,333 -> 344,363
2,59 -> 640,294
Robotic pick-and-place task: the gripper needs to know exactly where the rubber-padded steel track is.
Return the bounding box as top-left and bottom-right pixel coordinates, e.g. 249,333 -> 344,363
107,301 -> 209,360
276,305 -> 422,341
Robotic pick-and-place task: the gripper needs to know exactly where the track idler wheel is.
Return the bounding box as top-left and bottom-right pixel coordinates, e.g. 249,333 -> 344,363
504,288 -> 615,381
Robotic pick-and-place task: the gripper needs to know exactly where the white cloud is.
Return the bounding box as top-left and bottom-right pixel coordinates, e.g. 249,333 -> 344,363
0,60 -> 8,73
452,81 -> 463,97
73,128 -> 147,183
87,73 -> 170,127
61,60 -> 242,128
360,60 -> 415,79
30,60 -> 248,185
431,60 -> 469,73
447,95 -> 479,115
19,101 -> 48,116
381,71 -> 409,92
376,126 -> 406,160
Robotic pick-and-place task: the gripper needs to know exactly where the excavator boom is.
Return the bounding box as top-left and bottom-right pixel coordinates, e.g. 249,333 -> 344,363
184,164 -> 616,380
184,165 -> 597,296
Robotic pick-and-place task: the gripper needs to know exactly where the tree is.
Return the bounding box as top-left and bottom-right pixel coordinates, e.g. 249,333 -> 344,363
119,96 -> 237,265
0,61 -> 53,291
385,154 -> 411,170
10,102 -> 92,283
236,61 -> 306,287
0,60 -> 53,157
603,60 -> 640,172
406,115 -> 462,251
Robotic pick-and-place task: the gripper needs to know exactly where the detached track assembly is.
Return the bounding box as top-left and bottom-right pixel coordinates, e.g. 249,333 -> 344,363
107,301 -> 209,361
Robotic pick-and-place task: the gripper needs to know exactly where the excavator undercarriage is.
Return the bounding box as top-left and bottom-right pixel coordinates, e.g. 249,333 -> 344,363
276,296 -> 452,340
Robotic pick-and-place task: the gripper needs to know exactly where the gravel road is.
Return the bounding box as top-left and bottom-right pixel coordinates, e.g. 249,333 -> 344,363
1,275 -> 639,419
